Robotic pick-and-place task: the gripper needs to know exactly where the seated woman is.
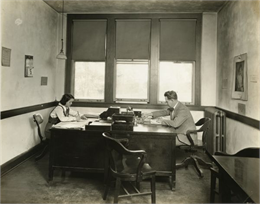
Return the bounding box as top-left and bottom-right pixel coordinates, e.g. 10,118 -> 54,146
45,93 -> 87,138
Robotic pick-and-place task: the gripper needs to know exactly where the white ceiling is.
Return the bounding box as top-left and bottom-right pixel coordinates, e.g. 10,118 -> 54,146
43,0 -> 228,14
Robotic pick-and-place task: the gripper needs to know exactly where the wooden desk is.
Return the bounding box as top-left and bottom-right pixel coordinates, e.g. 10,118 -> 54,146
212,156 -> 260,203
49,123 -> 177,190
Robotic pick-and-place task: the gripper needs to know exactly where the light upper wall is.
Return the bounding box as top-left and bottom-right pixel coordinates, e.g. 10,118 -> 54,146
201,12 -> 217,106
217,1 -> 260,153
0,0 -> 59,165
1,0 -> 58,111
217,0 -> 260,120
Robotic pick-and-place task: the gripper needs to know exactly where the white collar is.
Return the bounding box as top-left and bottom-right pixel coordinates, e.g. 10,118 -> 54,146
58,103 -> 67,110
173,102 -> 178,109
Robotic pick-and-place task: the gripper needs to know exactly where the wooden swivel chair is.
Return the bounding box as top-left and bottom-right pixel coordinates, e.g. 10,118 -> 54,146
102,132 -> 156,204
33,113 -> 49,161
210,147 -> 260,203
176,117 -> 212,178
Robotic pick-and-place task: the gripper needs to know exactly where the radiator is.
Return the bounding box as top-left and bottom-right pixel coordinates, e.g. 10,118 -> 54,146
204,108 -> 226,155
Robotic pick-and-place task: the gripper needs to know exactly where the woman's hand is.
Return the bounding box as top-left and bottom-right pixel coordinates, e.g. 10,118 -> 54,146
81,114 -> 88,120
76,112 -> 81,122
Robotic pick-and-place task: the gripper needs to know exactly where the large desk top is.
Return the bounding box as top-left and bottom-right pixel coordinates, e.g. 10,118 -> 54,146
52,119 -> 177,135
213,155 -> 260,203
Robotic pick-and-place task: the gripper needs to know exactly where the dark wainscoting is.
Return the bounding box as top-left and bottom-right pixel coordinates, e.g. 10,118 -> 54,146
1,101 -> 258,128
217,107 -> 259,130
1,102 -> 57,120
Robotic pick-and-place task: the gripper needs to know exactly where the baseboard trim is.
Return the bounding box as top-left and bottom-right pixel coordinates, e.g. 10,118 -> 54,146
1,144 -> 42,177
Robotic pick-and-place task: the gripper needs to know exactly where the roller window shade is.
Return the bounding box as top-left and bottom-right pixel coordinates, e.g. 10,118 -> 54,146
116,20 -> 151,59
72,20 -> 107,61
160,19 -> 196,61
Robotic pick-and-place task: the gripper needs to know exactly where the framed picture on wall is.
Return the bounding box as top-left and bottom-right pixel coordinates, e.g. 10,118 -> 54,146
231,53 -> 248,100
24,55 -> 34,77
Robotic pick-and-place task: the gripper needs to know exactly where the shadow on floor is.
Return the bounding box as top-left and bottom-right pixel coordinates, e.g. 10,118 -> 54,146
1,148 -> 214,203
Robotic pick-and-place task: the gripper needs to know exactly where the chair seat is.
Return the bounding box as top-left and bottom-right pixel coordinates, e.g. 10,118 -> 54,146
114,156 -> 156,179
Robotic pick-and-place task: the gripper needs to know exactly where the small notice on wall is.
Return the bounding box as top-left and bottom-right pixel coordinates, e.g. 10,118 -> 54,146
249,75 -> 258,83
25,55 -> 34,77
2,47 -> 11,67
41,77 -> 48,86
238,103 -> 246,115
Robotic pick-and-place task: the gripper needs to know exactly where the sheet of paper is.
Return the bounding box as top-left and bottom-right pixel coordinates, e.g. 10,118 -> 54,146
150,119 -> 162,125
84,113 -> 99,118
143,118 -> 162,125
53,120 -> 90,129
89,121 -> 111,126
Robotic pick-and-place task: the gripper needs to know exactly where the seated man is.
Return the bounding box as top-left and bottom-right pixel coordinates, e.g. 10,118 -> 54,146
143,90 -> 196,146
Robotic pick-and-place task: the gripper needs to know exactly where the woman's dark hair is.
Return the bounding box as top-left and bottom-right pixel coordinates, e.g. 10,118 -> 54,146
164,91 -> 178,100
60,93 -> 75,105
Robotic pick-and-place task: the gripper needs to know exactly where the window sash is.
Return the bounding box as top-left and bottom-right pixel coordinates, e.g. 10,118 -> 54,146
158,61 -> 195,104
73,61 -> 106,102
114,59 -> 149,103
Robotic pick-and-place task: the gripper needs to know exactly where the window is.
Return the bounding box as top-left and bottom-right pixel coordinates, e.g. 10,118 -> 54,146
115,19 -> 151,103
159,19 -> 197,104
115,60 -> 149,102
71,19 -> 107,101
158,61 -> 195,104
67,14 -> 201,106
74,62 -> 105,101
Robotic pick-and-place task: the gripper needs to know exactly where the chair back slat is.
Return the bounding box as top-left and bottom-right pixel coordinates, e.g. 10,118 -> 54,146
186,117 -> 211,146
33,114 -> 44,142
102,132 -> 146,177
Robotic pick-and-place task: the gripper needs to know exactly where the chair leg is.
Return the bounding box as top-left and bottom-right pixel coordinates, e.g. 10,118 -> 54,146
191,157 -> 204,178
61,170 -> 66,177
210,170 -> 217,203
193,155 -> 213,168
176,157 -> 192,169
136,181 -> 140,191
35,143 -> 49,161
150,175 -> 156,204
114,178 -> 121,204
103,171 -> 111,200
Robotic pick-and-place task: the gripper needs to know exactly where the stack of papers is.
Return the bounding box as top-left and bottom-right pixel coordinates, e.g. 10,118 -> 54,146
150,119 -> 162,125
143,118 -> 162,125
52,120 -> 90,130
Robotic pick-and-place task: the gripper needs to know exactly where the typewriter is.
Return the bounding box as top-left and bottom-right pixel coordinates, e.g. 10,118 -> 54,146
111,112 -> 135,131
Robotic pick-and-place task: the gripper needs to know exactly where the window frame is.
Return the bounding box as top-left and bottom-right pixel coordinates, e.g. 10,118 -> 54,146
66,14 -> 202,108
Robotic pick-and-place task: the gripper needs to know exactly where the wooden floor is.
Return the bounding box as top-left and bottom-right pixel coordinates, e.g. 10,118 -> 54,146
1,148 -> 216,203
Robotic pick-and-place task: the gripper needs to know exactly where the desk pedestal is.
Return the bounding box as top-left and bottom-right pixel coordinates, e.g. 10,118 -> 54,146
49,127 -> 176,190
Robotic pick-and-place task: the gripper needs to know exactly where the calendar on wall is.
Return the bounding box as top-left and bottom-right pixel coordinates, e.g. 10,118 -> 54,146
24,55 -> 34,77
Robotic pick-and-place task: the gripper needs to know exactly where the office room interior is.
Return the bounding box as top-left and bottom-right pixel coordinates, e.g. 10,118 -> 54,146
0,0 -> 259,203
